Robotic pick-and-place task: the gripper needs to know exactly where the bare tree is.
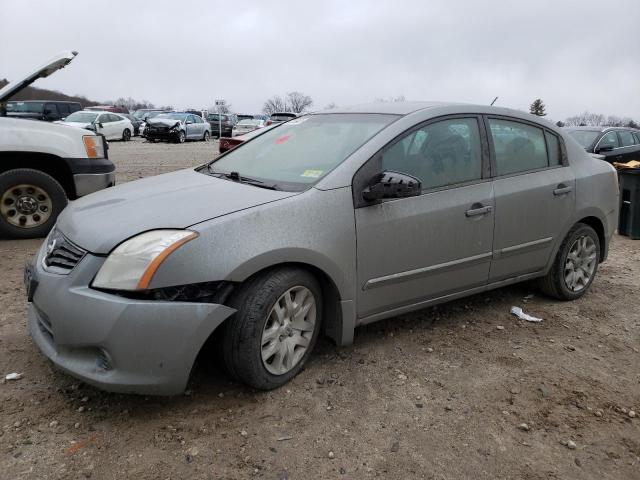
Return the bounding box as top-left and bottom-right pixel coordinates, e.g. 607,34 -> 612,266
114,97 -> 155,112
263,95 -> 288,115
564,112 -> 606,127
324,102 -> 338,110
286,91 -> 313,114
374,95 -> 406,103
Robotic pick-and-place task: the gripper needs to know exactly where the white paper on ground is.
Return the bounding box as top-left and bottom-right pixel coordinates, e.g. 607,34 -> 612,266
5,372 -> 23,381
511,306 -> 543,323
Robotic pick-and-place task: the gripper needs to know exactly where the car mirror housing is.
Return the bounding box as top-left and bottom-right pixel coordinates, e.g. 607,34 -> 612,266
595,144 -> 614,153
362,170 -> 422,202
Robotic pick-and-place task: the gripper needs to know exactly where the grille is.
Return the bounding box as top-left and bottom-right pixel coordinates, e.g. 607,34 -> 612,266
43,229 -> 86,273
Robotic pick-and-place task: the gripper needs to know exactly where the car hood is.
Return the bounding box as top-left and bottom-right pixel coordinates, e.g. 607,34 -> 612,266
147,118 -> 182,128
56,121 -> 93,129
57,168 -> 298,254
0,51 -> 77,102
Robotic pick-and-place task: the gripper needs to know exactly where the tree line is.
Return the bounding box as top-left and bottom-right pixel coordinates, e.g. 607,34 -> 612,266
529,98 -> 638,129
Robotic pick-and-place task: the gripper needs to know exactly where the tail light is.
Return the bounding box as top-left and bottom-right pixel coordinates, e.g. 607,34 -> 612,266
266,120 -> 273,126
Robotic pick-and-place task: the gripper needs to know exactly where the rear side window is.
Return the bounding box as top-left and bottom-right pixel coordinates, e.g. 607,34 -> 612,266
58,104 -> 70,116
619,130 -> 636,147
489,119 -> 548,175
70,104 -> 81,113
634,132 -> 640,144
545,131 -> 562,166
598,131 -> 619,149
381,117 -> 483,190
45,103 -> 59,118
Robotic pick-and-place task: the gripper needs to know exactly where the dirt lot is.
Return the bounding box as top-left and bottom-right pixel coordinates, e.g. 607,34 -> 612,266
1,138 -> 639,479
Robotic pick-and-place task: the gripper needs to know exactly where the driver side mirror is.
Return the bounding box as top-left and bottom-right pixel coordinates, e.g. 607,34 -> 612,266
595,144 -> 614,153
362,170 -> 422,202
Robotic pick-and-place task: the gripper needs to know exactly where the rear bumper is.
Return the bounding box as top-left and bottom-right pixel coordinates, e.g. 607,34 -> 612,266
28,245 -> 236,395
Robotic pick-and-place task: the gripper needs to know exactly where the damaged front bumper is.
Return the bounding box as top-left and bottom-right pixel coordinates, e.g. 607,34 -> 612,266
27,243 -> 236,395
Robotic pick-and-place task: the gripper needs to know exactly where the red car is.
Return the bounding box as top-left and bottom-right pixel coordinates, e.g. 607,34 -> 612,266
218,124 -> 276,154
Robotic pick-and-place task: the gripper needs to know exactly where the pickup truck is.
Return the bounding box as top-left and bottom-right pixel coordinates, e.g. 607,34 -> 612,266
0,51 -> 116,239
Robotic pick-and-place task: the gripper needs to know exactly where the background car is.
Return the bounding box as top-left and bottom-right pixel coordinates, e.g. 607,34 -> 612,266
144,112 -> 210,143
56,110 -> 134,141
565,126 -> 640,163
121,113 -> 143,136
266,112 -> 297,126
85,105 -> 129,114
6,100 -> 82,121
219,124 -> 275,153
232,118 -> 266,136
236,114 -> 254,121
207,113 -> 237,138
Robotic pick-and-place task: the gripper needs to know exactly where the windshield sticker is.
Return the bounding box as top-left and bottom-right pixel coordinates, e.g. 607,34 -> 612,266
301,169 -> 323,178
275,135 -> 291,144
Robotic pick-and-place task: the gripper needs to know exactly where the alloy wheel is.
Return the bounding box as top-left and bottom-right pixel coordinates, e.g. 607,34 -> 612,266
261,286 -> 316,375
564,235 -> 597,292
0,184 -> 52,229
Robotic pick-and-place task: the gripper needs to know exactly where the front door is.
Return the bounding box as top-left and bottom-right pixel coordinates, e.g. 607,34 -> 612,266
487,117 -> 575,281
355,116 -> 494,319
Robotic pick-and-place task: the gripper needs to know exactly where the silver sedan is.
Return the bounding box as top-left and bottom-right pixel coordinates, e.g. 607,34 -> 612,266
26,102 -> 618,394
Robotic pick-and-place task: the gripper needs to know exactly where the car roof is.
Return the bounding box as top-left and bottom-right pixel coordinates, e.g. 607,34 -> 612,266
7,100 -> 80,104
566,126 -> 639,132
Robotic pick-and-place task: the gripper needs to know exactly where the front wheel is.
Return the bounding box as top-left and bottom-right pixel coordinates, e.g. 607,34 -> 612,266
176,131 -> 186,143
538,223 -> 600,300
222,267 -> 322,390
0,168 -> 68,239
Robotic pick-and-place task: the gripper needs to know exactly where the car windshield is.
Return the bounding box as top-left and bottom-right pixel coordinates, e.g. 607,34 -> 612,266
567,129 -> 601,148
6,102 -> 44,113
208,113 -> 398,190
157,113 -> 188,121
65,111 -> 98,123
133,110 -> 151,119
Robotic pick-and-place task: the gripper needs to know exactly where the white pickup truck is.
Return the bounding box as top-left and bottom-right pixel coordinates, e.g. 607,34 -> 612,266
0,51 -> 115,239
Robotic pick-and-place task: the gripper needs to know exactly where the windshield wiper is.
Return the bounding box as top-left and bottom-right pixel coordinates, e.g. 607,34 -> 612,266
207,168 -> 280,190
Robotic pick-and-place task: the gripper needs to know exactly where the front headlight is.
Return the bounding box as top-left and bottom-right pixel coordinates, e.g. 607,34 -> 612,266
83,135 -> 104,158
92,230 -> 198,291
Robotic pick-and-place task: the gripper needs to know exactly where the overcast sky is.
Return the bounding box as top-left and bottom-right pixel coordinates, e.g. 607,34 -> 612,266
1,0 -> 639,120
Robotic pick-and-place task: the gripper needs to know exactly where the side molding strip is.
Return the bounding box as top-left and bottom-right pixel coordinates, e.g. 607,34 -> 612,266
363,252 -> 492,291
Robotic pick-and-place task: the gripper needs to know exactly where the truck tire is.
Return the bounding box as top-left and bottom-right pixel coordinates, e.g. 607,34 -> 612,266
0,168 -> 68,239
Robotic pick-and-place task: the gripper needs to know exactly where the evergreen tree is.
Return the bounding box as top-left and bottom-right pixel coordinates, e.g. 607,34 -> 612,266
529,99 -> 547,116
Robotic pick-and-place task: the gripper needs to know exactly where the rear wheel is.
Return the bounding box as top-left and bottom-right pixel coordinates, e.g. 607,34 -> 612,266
202,131 -> 210,142
222,267 -> 322,390
122,128 -> 131,141
0,169 -> 68,239
538,223 -> 600,300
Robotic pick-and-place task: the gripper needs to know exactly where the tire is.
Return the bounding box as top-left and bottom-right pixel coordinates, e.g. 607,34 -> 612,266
122,128 -> 131,142
222,267 -> 322,390
202,131 -> 210,142
538,223 -> 600,300
0,168 -> 68,239
176,131 -> 186,144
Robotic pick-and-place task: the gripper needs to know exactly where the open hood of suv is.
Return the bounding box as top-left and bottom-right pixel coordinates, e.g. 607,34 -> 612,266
0,50 -> 77,103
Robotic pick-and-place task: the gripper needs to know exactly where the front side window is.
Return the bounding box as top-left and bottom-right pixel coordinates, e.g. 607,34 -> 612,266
6,101 -> 44,113
209,114 -> 397,190
381,118 -> 483,190
618,130 -> 636,147
489,119 -> 548,175
598,131 -> 619,149
45,104 -> 59,117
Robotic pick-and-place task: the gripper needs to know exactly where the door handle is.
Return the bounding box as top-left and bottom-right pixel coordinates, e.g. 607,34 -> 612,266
553,184 -> 573,196
465,204 -> 493,217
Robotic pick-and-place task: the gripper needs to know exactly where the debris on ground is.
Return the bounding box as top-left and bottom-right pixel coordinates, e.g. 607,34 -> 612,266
5,372 -> 23,381
511,306 -> 543,323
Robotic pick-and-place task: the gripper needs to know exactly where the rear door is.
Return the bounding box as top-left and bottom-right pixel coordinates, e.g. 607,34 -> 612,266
355,116 -> 494,319
487,117 -> 575,281
617,130 -> 640,162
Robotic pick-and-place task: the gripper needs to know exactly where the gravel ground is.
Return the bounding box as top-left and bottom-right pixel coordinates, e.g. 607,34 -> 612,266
1,138 -> 639,479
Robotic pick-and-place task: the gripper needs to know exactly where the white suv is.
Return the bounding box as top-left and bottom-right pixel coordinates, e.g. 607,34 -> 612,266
0,51 -> 116,239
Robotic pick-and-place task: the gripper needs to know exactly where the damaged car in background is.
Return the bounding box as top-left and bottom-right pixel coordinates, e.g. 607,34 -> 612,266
26,102 -> 618,395
144,112 -> 211,143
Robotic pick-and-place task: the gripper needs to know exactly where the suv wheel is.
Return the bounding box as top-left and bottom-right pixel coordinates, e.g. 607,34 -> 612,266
538,223 -> 600,300
0,169 -> 68,239
222,267 -> 322,390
